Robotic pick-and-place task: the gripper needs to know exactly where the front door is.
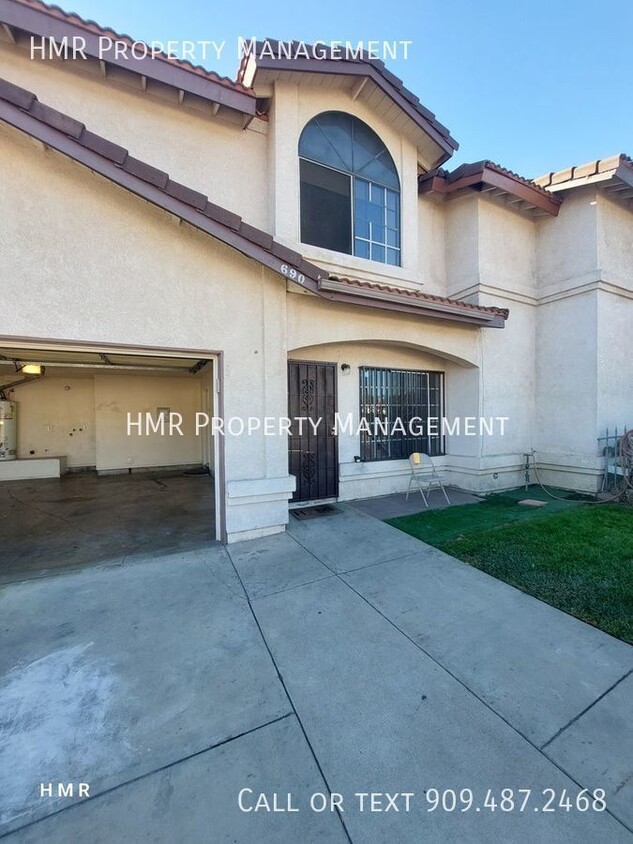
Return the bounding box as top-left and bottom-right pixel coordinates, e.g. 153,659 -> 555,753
288,361 -> 338,503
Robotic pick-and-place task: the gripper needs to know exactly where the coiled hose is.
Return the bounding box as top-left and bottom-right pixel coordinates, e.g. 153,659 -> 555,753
527,435 -> 633,504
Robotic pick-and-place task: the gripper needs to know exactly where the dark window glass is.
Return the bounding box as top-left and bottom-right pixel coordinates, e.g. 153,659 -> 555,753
298,112 -> 400,265
298,113 -> 353,172
359,367 -> 445,461
300,159 -> 351,253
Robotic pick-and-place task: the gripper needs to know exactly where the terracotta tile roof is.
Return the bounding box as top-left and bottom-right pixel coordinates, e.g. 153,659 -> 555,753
438,161 -> 554,196
534,154 -> 633,189
419,159 -> 562,216
325,277 -> 509,319
0,77 -> 507,328
9,0 -> 254,95
1,0 -> 257,117
239,39 -> 458,160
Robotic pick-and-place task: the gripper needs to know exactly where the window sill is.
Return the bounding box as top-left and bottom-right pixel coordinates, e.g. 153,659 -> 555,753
299,245 -> 421,289
358,455 -> 446,463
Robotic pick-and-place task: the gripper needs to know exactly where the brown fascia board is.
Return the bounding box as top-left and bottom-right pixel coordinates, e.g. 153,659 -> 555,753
250,53 -> 457,164
319,277 -> 508,327
0,0 -> 256,116
420,162 -> 561,216
0,79 -> 507,328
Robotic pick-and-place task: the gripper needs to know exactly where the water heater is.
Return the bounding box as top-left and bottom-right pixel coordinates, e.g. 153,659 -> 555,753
0,400 -> 17,461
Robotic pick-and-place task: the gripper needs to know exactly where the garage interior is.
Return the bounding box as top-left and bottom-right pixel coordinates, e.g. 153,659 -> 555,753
0,345 -> 217,582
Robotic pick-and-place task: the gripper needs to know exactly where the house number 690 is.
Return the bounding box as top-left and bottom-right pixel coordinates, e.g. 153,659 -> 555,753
280,264 -> 306,285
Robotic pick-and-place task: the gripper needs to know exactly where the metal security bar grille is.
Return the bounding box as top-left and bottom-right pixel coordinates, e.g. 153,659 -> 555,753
359,367 -> 445,461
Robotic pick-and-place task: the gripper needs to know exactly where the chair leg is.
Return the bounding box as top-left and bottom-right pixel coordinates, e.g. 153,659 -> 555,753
405,473 -> 414,501
441,484 -> 450,505
415,477 -> 429,508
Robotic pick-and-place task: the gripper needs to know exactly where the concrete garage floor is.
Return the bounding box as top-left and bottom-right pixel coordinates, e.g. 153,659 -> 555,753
0,471 -> 216,583
1,505 -> 632,842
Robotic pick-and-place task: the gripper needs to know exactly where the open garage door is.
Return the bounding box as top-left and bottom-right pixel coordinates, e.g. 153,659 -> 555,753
0,342 -> 221,581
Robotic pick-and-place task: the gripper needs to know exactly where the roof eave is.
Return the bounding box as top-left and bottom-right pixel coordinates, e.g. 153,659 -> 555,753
318,279 -> 508,327
420,165 -> 561,216
249,56 -> 458,164
542,165 -> 633,196
0,0 -> 256,116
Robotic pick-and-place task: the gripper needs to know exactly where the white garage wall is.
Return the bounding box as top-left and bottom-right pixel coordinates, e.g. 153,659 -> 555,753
7,372 -> 204,471
94,374 -> 203,472
12,376 -> 96,468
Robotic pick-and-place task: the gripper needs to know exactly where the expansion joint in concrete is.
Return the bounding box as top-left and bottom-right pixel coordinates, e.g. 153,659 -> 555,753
540,667 -> 633,751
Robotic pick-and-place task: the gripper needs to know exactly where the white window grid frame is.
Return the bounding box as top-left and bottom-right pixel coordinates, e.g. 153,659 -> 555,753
353,178 -> 401,265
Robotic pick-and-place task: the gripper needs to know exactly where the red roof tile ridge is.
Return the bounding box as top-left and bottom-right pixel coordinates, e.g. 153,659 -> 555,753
326,276 -> 509,317
11,0 -> 255,96
239,38 -> 457,150
426,159 -> 555,198
534,153 -> 632,188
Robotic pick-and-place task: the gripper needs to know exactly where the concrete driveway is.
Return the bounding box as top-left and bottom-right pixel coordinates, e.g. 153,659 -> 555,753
1,505 -> 632,842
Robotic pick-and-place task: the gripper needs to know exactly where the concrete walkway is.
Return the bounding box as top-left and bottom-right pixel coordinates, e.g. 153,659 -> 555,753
349,486 -> 482,519
1,505 -> 632,842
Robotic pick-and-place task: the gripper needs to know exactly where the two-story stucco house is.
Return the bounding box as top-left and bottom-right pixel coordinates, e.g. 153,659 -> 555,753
0,0 -> 631,543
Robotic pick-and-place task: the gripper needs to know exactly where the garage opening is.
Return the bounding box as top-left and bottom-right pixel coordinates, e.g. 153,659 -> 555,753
0,343 -> 220,581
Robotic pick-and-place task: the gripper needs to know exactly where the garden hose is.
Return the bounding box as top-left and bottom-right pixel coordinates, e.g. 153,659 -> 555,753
526,446 -> 632,504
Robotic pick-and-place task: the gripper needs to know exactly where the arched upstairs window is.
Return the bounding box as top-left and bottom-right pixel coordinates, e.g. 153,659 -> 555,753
299,112 -> 400,266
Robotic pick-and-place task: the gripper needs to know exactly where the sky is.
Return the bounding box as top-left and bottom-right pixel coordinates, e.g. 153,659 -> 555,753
62,0 -> 632,178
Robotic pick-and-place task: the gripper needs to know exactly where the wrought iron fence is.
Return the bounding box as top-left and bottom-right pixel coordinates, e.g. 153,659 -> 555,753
598,426 -> 633,494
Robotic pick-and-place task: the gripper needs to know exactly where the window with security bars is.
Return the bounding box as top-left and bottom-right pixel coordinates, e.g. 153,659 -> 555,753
359,367 -> 445,461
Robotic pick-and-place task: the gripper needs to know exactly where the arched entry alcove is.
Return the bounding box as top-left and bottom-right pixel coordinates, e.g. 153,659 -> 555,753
287,339 -> 481,503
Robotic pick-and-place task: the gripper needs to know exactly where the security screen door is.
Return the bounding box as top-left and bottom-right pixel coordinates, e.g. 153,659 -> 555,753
288,361 -> 338,503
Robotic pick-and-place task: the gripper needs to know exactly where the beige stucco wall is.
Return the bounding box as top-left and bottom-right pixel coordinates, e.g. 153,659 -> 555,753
595,195 -> 633,439
0,124 -> 292,540
286,293 -> 481,366
529,187 -> 632,488
285,295 -> 531,493
597,290 -> 633,435
444,194 -> 479,298
269,79 -> 422,289
536,187 -> 598,292
417,196 -> 446,295
533,291 -> 600,486
478,200 -> 536,296
597,192 -> 633,289
0,42 -> 270,229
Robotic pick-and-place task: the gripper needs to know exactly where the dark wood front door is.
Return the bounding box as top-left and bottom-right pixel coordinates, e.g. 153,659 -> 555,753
288,361 -> 338,503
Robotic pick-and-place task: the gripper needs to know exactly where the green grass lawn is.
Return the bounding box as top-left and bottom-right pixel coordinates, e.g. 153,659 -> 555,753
387,488 -> 633,644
